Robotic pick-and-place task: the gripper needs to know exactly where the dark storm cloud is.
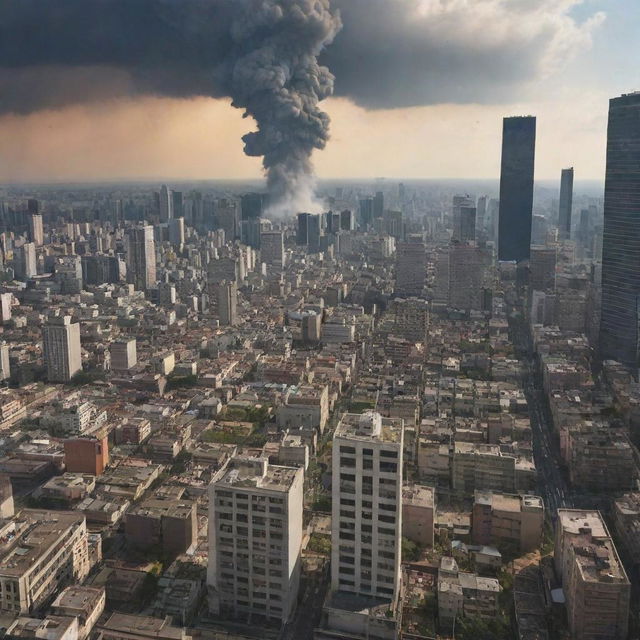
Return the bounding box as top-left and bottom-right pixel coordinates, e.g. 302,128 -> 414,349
0,0 -> 341,213
0,0 -> 602,208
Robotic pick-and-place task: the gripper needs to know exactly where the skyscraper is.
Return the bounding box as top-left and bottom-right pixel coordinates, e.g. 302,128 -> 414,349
359,197 -> 373,229
559,167 -> 574,239
14,242 -> 37,280
216,281 -> 238,326
260,230 -> 285,267
159,185 -> 173,222
126,225 -> 157,292
296,212 -> 310,246
452,195 -> 476,243
29,214 -> 44,246
600,93 -> 640,372
498,116 -> 536,262
373,191 -> 384,218
395,235 -> 427,297
42,316 -> 82,382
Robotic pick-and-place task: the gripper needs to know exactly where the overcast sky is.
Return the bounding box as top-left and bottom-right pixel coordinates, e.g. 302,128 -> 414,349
0,0 -> 638,184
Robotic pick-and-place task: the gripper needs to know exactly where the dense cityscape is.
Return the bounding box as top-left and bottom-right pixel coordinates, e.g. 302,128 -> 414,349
0,1 -> 639,639
0,90 -> 636,640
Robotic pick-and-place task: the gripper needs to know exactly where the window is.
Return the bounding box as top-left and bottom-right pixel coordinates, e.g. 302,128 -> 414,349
341,457 -> 356,467
381,450 -> 398,458
380,461 -> 397,473
379,515 -> 396,524
363,459 -> 373,470
340,473 -> 356,482
340,446 -> 356,454
341,498 -> 355,506
340,532 -> 355,541
363,448 -> 373,456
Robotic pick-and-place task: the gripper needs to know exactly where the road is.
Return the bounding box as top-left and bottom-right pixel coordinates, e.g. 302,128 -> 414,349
510,311 -> 573,520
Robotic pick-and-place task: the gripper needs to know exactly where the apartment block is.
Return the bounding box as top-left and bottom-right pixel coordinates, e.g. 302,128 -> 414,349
0,510 -> 90,614
612,493 -> 640,566
555,510 -> 630,640
42,316 -> 82,383
402,484 -> 435,547
471,491 -> 544,553
208,457 -> 304,625
320,412 -> 403,640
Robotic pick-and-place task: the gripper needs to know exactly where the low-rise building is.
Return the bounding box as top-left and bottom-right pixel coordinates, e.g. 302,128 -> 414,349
402,484 -> 435,547
555,510 -> 630,640
51,586 -> 106,640
472,491 -> 544,553
40,473 -> 96,502
0,510 -> 90,614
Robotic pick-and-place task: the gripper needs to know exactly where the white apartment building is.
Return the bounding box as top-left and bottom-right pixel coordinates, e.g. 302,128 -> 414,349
0,510 -> 90,614
42,316 -> 82,383
110,339 -> 137,371
331,411 -> 403,600
208,457 -> 303,626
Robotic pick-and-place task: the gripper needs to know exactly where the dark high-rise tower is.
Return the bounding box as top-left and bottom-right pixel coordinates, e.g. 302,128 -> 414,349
600,93 -> 640,373
498,116 -> 536,262
559,167 -> 574,239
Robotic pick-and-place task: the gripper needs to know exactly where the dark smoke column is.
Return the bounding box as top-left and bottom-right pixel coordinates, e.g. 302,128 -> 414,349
221,0 -> 341,216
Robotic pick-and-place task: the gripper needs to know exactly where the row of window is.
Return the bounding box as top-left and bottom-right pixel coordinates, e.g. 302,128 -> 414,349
339,446 -> 398,459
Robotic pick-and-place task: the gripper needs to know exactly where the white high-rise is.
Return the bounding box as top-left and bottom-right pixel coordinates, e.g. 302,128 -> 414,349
331,411 -> 403,600
208,457 -> 303,625
126,225 -> 157,292
42,316 -> 82,382
159,185 -> 173,222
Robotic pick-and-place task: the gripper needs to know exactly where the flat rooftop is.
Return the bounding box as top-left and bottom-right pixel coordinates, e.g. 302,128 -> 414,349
215,457 -> 299,493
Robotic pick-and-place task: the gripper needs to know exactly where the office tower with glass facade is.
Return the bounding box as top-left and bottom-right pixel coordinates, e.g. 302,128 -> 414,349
498,116 -> 536,262
600,93 -> 640,373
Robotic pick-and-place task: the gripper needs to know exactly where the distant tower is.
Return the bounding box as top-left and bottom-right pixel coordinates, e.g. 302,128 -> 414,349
29,214 -> 44,246
14,242 -> 37,280
395,235 -> 427,297
559,167 -> 574,239
359,197 -> 374,229
373,191 -> 384,218
452,194 -> 476,243
260,230 -> 285,267
126,225 -> 157,292
498,116 -> 536,262
43,316 -> 82,383
600,93 -> 640,373
159,185 -> 173,222
217,281 -> 238,326
296,212 -> 310,246
168,217 -> 185,247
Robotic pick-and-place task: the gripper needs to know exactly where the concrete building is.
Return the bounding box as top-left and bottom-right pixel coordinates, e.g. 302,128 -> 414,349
126,225 -> 156,292
260,230 -> 285,268
14,242 -> 37,280
529,245 -> 557,292
0,510 -> 90,614
42,316 -> 82,383
96,613 -> 190,640
452,195 -> 476,243
277,385 -> 329,433
110,339 -> 137,372
64,435 -> 109,476
208,457 -> 304,625
402,484 -> 435,547
448,244 -> 491,311
451,442 -> 519,495
126,496 -> 197,558
559,167 -> 574,239
0,474 -> 14,518
216,281 -> 238,326
395,236 -> 426,298
0,342 -> 10,381
51,586 -> 105,640
471,491 -> 544,553
391,298 -> 429,343
613,493 -> 640,567
331,411 -> 403,602
29,214 -> 44,246
555,510 -> 630,640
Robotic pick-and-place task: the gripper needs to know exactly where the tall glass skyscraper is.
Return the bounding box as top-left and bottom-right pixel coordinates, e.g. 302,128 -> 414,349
558,167 -> 574,239
498,116 -> 536,262
600,93 -> 640,374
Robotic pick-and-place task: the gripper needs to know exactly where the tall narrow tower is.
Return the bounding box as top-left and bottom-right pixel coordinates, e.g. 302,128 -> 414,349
600,93 -> 640,373
498,116 -> 536,262
126,225 -> 157,292
43,316 -> 82,382
559,167 -> 574,239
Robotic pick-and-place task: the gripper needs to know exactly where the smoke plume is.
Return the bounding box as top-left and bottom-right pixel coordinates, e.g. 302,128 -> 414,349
0,0 -> 341,215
